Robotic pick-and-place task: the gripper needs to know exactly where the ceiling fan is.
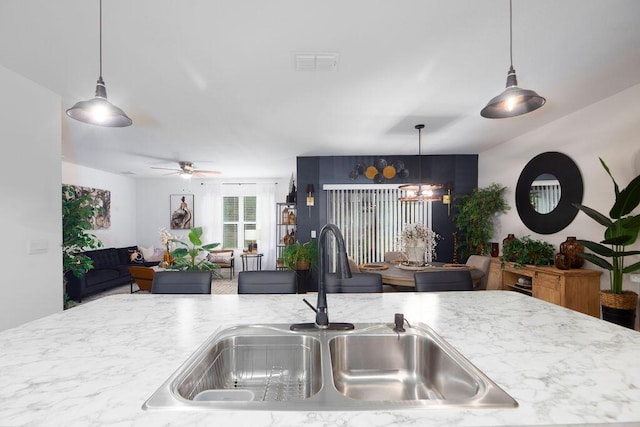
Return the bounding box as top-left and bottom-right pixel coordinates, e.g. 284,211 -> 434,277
151,161 -> 221,179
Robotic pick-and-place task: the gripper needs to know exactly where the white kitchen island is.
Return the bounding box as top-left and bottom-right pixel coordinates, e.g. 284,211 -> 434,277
1,291 -> 639,426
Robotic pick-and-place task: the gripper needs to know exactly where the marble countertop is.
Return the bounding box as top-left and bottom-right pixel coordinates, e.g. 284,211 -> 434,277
1,291 -> 639,426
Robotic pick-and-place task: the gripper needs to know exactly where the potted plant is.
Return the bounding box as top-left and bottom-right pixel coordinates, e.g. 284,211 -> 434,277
282,240 -> 318,271
573,158 -> 640,328
453,183 -> 510,258
396,223 -> 440,265
168,226 -> 222,276
62,185 -> 103,308
500,235 -> 555,268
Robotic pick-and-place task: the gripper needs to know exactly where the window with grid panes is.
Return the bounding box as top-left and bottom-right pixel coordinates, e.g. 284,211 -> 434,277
222,196 -> 257,249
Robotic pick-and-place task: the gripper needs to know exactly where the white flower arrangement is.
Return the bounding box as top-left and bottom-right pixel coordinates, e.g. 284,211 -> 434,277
158,227 -> 181,249
397,223 -> 440,262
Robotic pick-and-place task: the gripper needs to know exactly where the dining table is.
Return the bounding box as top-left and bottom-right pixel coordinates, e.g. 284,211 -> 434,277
358,261 -> 484,289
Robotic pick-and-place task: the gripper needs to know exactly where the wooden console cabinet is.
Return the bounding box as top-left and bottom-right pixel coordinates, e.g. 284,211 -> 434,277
489,258 -> 602,318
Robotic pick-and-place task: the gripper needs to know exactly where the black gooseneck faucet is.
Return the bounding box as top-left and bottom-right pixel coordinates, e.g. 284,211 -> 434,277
291,224 -> 355,331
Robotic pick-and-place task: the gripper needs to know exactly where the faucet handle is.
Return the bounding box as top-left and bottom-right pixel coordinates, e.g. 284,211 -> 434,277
302,298 -> 318,314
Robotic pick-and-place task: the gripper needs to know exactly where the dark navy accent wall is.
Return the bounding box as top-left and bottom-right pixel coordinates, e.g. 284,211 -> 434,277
295,154 -> 478,265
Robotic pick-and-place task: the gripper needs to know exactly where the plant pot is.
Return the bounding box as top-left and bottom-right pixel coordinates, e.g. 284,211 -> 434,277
600,291 -> 638,329
295,261 -> 310,271
405,245 -> 426,265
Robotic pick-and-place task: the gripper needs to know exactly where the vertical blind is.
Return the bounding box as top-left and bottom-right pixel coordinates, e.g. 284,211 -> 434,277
325,185 -> 432,264
530,179 -> 561,214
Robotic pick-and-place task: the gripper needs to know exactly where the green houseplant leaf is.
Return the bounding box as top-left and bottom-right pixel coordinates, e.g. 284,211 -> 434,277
282,241 -> 318,271
573,158 -> 640,294
169,226 -> 222,274
453,183 -> 509,258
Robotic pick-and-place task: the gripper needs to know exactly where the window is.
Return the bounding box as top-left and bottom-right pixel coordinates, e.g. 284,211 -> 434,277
326,185 -> 432,264
222,196 -> 256,249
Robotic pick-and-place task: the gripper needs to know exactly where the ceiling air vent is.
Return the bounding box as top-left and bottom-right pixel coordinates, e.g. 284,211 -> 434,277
294,53 -> 339,72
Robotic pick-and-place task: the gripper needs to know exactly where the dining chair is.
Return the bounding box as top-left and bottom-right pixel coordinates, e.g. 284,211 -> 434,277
128,265 -> 155,292
347,257 -> 360,273
325,272 -> 383,293
237,270 -> 297,294
414,270 -> 473,292
465,255 -> 491,290
151,271 -> 212,294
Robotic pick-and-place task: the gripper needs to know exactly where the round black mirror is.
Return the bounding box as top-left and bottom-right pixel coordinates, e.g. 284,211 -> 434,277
516,152 -> 583,234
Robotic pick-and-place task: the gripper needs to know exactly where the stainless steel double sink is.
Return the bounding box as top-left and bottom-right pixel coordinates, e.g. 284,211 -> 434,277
143,322 -> 517,411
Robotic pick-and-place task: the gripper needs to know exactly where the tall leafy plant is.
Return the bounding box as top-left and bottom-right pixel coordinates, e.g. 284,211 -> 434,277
573,159 -> 640,294
169,226 -> 222,274
62,185 -> 103,279
62,185 -> 103,308
453,183 -> 510,258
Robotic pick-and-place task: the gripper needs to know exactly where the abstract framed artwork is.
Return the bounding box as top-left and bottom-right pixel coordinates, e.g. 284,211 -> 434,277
170,194 -> 194,229
64,184 -> 111,229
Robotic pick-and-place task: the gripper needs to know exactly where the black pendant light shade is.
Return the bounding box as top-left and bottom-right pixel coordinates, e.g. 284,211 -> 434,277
66,0 -> 132,127
481,1 -> 545,119
480,66 -> 546,118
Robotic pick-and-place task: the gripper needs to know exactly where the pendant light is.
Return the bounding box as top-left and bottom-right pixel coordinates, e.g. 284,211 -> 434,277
399,124 -> 443,202
480,0 -> 545,119
66,0 -> 132,127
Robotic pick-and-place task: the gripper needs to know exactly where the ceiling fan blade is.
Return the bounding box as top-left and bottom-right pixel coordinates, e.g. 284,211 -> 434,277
193,169 -> 221,174
151,166 -> 181,172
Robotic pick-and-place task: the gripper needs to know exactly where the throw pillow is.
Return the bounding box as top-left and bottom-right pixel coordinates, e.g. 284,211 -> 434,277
128,249 -> 145,264
139,245 -> 155,260
209,252 -> 231,264
149,248 -> 165,262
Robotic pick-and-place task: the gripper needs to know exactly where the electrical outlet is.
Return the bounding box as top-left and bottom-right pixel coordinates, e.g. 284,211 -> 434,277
631,274 -> 640,283
311,230 -> 317,238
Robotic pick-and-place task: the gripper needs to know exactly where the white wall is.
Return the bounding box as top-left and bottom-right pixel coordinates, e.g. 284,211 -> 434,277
479,83 -> 640,292
134,178 -> 289,250
62,162 -> 138,248
0,65 -> 62,331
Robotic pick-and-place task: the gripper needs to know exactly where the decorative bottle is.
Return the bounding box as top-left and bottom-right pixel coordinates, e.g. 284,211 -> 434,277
559,236 -> 585,268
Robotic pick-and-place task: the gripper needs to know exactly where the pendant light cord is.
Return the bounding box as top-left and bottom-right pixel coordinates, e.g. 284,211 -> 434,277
99,0 -> 103,78
509,0 -> 513,68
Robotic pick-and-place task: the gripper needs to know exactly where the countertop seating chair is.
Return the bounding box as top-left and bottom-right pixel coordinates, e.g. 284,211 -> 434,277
238,270 -> 297,294
325,272 -> 383,293
208,249 -> 235,279
465,255 -> 491,290
151,271 -> 212,294
128,265 -> 155,293
414,270 -> 473,292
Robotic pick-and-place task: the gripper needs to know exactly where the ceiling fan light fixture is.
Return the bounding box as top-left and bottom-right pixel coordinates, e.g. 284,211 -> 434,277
480,0 -> 545,119
66,0 -> 132,127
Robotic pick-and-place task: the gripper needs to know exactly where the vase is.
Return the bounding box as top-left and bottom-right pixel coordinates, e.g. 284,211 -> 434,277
163,246 -> 173,266
554,252 -> 571,270
281,208 -> 290,225
405,245 -> 426,265
490,242 -> 499,257
560,236 -> 584,268
503,234 -> 516,248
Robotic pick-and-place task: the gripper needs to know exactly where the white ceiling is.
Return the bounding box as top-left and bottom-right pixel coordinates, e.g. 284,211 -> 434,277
1,0 -> 639,179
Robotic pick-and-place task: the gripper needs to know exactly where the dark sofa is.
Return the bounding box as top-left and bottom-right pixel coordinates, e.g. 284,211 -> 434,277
65,246 -> 159,301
